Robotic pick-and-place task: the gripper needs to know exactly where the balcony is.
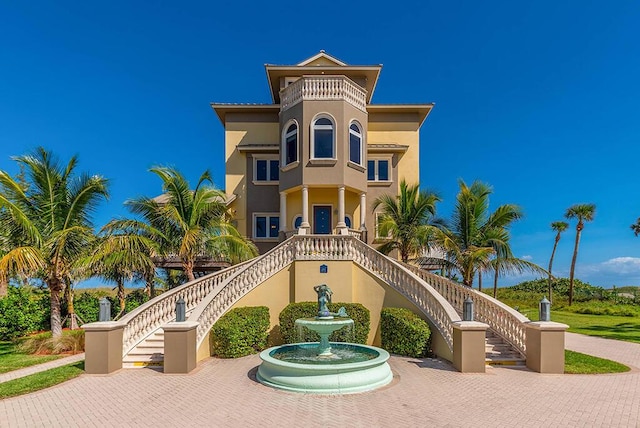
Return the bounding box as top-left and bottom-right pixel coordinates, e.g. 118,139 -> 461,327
280,76 -> 367,112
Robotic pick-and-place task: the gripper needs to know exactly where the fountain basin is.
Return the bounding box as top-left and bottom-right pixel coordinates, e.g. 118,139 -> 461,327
257,343 -> 393,394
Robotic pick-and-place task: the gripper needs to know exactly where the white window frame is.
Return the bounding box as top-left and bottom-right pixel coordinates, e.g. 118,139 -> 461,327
252,155 -> 279,185
375,212 -> 392,240
367,156 -> 392,183
282,120 -> 299,170
310,114 -> 336,161
253,212 -> 280,241
348,120 -> 363,166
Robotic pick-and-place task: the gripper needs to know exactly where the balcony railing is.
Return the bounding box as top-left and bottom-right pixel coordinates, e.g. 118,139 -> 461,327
280,76 -> 367,112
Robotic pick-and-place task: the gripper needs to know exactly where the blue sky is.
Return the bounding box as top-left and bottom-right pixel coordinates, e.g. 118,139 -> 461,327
1,1 -> 639,288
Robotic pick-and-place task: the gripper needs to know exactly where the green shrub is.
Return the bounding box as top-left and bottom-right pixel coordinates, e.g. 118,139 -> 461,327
380,307 -> 431,358
211,306 -> 270,358
73,292 -> 102,323
0,286 -> 49,340
279,302 -> 370,344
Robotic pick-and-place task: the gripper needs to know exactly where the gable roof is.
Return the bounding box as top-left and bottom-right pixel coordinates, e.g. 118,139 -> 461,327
296,51 -> 347,67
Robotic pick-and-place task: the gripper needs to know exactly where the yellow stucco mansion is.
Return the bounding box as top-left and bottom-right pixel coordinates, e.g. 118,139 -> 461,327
211,51 -> 434,253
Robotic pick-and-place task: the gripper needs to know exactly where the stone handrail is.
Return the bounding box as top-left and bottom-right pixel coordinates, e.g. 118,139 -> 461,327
190,235 -> 460,350
280,76 -> 367,112
401,263 -> 530,356
119,260 -> 251,356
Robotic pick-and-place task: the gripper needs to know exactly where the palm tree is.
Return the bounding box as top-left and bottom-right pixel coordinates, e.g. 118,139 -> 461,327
565,204 -> 596,305
126,166 -> 257,282
438,180 -> 542,287
84,229 -> 158,313
0,148 -> 108,336
547,221 -> 569,304
372,180 -> 441,263
631,218 -> 640,236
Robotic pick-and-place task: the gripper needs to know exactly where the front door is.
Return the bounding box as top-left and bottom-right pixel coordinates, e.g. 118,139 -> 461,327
313,206 -> 332,234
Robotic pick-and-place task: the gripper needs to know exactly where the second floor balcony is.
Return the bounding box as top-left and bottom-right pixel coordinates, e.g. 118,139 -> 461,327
280,75 -> 367,112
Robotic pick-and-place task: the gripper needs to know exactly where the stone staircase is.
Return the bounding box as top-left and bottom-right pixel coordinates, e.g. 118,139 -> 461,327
485,330 -> 525,366
122,328 -> 165,369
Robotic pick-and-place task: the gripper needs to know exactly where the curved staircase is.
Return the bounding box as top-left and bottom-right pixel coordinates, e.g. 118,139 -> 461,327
119,235 -> 529,369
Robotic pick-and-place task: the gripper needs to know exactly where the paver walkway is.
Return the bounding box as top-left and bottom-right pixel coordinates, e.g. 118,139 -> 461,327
1,336 -> 638,427
0,353 -> 85,383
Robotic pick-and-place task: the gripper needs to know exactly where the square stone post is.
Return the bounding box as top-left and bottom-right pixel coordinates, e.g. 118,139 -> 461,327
163,321 -> 199,374
83,321 -> 124,374
526,321 -> 568,374
453,321 -> 488,373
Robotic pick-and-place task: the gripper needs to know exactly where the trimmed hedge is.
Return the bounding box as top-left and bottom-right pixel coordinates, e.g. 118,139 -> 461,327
380,307 -> 431,358
279,302 -> 370,344
211,306 -> 270,358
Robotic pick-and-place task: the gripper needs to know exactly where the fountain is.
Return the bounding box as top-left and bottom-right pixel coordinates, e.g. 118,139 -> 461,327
256,284 -> 393,394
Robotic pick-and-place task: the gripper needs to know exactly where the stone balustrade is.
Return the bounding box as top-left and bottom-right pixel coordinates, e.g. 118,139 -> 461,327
119,260 -> 251,356
189,235 -> 460,351
402,263 -> 529,356
280,76 -> 367,112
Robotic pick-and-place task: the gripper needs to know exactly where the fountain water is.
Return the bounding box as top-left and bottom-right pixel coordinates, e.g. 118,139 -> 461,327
256,284 -> 393,394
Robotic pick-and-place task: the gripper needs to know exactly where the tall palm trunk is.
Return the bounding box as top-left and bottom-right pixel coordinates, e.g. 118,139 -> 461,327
493,266 -> 499,298
117,279 -> 126,312
548,233 -> 561,304
48,278 -> 63,337
568,222 -> 584,306
184,261 -> 196,282
478,271 -> 483,292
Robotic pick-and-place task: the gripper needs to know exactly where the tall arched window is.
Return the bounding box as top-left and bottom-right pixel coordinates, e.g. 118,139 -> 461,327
312,116 -> 335,159
283,122 -> 298,165
349,122 -> 362,165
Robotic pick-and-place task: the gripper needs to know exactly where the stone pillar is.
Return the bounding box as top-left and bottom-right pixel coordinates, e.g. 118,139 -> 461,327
279,191 -> 287,232
359,192 -> 367,230
453,321 -> 488,373
83,321 -> 124,374
337,186 -> 347,233
300,186 -> 310,230
163,321 -> 199,374
525,321 -> 568,374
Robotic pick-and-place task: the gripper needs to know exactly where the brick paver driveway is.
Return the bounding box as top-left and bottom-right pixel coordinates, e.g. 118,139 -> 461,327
1,333 -> 639,427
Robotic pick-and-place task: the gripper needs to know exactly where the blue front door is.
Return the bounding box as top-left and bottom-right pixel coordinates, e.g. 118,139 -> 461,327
313,206 -> 332,234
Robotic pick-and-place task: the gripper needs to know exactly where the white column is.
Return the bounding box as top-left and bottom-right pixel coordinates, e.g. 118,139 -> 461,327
279,192 -> 287,232
300,186 -> 310,229
337,186 -> 347,229
359,192 -> 367,230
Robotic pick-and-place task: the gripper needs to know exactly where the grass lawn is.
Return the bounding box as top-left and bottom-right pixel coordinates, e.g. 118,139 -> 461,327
0,361 -> 84,399
565,350 -> 630,374
519,309 -> 640,344
0,342 -> 61,374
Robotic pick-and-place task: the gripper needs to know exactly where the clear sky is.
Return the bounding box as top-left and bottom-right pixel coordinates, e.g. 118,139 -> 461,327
1,1 -> 639,288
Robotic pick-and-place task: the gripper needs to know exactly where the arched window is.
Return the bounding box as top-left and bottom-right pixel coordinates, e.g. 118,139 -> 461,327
345,216 -> 352,229
283,122 -> 298,165
312,116 -> 335,159
349,122 -> 362,165
293,215 -> 303,229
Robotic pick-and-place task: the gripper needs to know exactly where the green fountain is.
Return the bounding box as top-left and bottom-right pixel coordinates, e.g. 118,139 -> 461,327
257,284 -> 393,394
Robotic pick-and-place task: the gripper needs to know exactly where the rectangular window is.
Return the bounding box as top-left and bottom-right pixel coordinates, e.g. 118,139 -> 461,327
269,160 -> 279,181
254,157 -> 279,183
367,159 -> 391,182
349,133 -> 361,164
254,214 -> 280,239
314,130 -> 333,158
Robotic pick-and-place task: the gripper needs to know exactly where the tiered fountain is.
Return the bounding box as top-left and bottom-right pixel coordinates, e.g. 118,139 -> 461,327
257,284 -> 393,394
